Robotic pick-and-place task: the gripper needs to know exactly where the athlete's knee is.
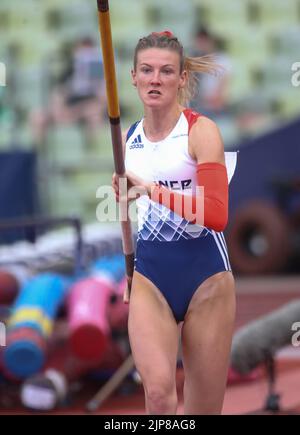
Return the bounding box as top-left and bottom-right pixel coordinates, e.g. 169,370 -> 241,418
145,381 -> 177,414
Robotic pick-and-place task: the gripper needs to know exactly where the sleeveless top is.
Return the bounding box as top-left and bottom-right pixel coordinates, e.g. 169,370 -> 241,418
125,108 -> 237,242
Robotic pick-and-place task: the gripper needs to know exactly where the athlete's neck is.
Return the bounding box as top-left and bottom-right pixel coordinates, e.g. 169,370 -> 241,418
143,105 -> 184,142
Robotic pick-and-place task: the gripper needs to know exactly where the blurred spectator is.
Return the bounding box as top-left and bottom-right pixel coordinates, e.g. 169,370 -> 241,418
189,27 -> 232,120
30,37 -> 106,148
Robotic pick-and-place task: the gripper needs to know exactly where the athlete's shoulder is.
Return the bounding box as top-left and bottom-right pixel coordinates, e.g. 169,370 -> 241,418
193,115 -> 220,136
190,115 -> 224,163
182,108 -> 204,134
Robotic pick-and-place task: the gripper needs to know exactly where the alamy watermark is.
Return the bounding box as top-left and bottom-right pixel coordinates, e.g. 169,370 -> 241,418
0,321 -> 6,346
291,62 -> 300,87
0,62 -> 6,87
96,179 -> 204,232
291,322 -> 300,347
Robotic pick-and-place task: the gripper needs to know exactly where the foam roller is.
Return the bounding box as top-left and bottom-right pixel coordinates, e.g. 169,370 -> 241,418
3,273 -> 68,378
68,277 -> 112,360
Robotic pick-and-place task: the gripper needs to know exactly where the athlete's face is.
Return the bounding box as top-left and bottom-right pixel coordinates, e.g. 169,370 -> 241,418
132,48 -> 187,108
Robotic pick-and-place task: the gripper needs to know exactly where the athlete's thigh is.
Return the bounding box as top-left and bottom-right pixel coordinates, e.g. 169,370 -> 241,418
181,271 -> 236,378
128,271 -> 179,385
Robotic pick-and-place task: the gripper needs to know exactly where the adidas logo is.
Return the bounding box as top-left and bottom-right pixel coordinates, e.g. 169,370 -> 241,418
129,134 -> 144,149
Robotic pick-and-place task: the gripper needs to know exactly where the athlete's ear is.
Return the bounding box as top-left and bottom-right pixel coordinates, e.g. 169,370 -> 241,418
131,69 -> 137,87
179,69 -> 187,90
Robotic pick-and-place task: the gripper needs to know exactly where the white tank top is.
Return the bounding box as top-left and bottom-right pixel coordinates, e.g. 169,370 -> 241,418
125,109 -> 237,241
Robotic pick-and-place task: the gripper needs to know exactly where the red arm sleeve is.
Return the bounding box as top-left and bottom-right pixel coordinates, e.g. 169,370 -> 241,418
151,162 -> 228,232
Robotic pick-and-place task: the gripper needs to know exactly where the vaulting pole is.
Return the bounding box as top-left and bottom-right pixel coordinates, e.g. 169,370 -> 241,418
96,0 -> 134,302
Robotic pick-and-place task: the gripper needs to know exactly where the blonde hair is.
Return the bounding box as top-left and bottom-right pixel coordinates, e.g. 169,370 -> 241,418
133,31 -> 220,106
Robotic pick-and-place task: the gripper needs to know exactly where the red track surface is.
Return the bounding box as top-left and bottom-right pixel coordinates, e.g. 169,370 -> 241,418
1,276 -> 300,415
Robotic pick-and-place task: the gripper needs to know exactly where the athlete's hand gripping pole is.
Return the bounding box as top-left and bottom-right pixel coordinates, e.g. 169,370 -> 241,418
97,0 -> 134,302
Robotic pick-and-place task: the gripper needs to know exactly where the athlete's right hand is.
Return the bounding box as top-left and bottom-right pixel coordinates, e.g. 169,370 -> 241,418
112,171 -> 153,203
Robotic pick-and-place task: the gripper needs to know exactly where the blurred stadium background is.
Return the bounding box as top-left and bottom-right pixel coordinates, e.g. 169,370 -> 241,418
0,0 -> 299,415
0,0 -> 299,222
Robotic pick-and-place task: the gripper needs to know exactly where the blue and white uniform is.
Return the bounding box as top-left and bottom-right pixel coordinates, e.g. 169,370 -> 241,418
125,109 -> 237,322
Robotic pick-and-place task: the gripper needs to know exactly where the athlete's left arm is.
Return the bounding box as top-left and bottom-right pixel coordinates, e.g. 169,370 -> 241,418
188,116 -> 228,231
189,116 -> 225,165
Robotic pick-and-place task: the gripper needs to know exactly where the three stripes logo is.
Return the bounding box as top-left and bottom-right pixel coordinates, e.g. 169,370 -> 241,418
129,134 -> 144,149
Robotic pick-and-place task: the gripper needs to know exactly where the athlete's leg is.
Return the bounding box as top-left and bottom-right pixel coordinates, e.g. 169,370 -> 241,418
181,271 -> 236,414
128,271 -> 180,415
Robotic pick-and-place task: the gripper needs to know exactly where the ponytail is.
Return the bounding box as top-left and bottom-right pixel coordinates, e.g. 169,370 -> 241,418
179,55 -> 222,105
